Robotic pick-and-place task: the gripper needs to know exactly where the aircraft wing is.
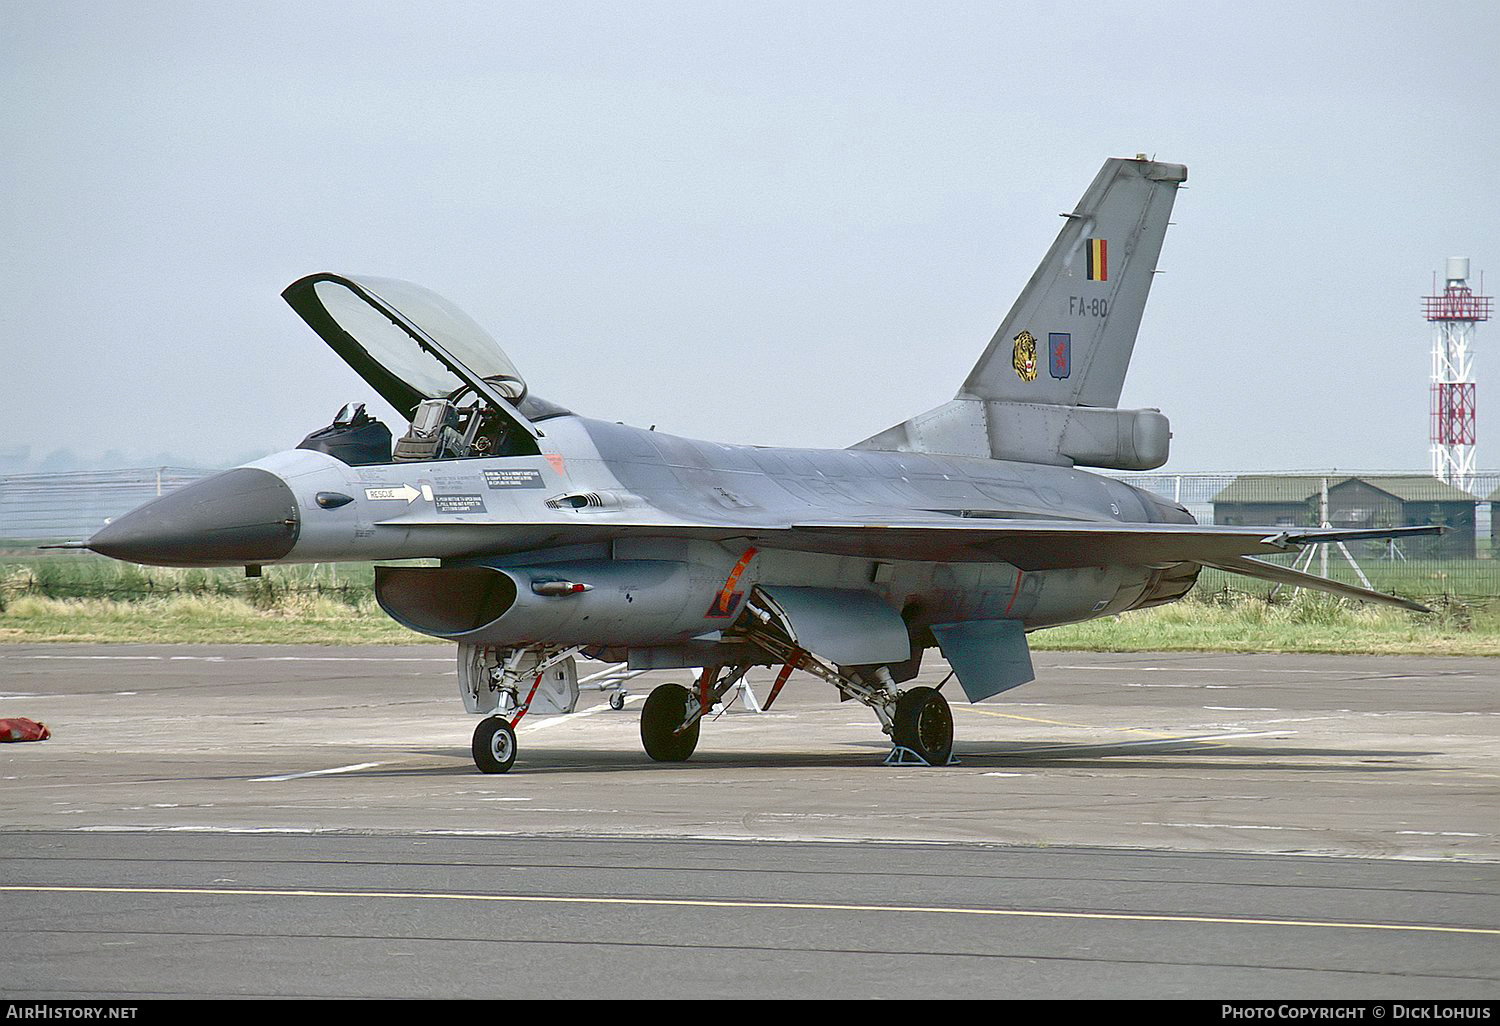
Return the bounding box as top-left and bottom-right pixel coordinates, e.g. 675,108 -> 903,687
786,520 -> 1438,611
383,509 -> 1440,577
771,519 -> 1439,568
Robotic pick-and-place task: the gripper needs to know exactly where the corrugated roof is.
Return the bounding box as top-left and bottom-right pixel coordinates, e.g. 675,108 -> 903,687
1212,474 -> 1478,505
1210,475 -> 1337,504
1334,476 -> 1478,503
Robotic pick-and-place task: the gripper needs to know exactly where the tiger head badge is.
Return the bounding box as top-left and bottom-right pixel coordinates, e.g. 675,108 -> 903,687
1012,330 -> 1038,382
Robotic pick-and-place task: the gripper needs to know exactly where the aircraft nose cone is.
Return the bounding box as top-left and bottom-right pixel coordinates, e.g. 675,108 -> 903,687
87,468 -> 300,566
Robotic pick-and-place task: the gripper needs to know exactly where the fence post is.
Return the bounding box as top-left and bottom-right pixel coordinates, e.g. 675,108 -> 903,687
1320,477 -> 1329,578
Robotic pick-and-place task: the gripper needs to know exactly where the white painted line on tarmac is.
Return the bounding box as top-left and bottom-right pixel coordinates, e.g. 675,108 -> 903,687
1119,682 -> 1237,689
522,695 -> 642,732
251,762 -> 386,782
57,826 -> 1497,861
1142,822 -> 1291,831
1396,831 -> 1486,838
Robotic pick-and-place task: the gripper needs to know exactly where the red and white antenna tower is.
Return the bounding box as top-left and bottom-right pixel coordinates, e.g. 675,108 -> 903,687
1426,257 -> 1490,492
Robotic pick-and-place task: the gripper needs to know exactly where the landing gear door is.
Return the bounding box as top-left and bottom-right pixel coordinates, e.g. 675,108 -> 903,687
930,620 -> 1034,702
752,586 -> 912,667
282,273 -> 541,449
458,646 -> 579,716
533,659 -> 581,715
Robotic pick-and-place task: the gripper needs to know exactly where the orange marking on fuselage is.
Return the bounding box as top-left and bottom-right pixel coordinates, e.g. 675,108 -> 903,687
713,547 -> 757,613
1003,569 -> 1024,616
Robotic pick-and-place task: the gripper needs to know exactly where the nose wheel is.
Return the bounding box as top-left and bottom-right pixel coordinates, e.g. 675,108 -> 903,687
472,716 -> 518,773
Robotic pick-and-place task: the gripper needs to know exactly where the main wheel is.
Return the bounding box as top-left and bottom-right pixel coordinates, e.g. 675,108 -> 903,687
472,716 -> 518,773
892,686 -> 953,765
640,683 -> 700,762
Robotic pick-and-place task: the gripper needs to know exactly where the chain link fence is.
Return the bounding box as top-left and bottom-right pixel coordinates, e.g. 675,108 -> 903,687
1108,471 -> 1499,599
4,467 -> 1498,599
0,468 -> 212,545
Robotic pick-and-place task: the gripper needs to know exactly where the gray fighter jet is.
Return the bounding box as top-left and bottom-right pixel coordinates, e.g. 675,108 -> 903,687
82,157 -> 1437,772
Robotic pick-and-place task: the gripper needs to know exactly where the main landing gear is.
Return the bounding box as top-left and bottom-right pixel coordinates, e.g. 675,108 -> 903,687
729,595 -> 958,767
636,654 -> 956,767
640,682 -> 700,762
889,685 -> 954,766
639,664 -> 753,763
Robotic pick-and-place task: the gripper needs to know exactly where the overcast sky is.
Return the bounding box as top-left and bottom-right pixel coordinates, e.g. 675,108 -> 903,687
4,1 -> 1497,473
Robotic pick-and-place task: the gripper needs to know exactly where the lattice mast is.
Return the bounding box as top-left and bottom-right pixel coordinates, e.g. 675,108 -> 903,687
1426,257 -> 1490,493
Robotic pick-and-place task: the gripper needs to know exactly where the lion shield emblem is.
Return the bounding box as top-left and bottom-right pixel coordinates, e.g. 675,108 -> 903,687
1012,330 -> 1038,382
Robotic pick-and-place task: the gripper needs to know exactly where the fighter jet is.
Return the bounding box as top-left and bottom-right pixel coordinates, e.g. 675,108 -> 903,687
81,157 -> 1437,772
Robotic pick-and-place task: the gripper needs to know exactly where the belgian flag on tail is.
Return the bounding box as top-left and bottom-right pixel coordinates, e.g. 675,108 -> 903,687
1086,238 -> 1108,281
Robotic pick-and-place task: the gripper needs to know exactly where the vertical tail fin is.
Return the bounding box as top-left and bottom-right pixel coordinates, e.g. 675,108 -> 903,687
961,156 -> 1185,408
855,157 -> 1185,470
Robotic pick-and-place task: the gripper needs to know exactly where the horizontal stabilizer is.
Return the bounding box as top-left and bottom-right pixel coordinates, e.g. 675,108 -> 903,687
1269,524 -> 1443,547
1203,556 -> 1431,613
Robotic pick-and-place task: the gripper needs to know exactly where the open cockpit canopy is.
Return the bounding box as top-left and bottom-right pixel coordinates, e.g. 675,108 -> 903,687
283,273 -> 539,423
283,273 -> 555,460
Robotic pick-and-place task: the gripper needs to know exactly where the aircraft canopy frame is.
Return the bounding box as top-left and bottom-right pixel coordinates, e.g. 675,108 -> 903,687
283,273 -> 540,441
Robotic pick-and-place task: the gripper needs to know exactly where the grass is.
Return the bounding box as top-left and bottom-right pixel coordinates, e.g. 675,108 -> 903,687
1,555 -> 1496,654
0,554 -> 376,601
1032,589 -> 1500,657
0,556 -> 427,645
0,592 -> 434,646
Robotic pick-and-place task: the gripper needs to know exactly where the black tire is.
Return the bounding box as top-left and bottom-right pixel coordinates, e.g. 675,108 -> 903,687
641,683 -> 700,762
472,716 -> 517,773
892,686 -> 953,765
609,691 -> 626,711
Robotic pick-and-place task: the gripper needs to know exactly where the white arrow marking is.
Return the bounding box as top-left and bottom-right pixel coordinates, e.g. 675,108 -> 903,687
364,484 -> 422,503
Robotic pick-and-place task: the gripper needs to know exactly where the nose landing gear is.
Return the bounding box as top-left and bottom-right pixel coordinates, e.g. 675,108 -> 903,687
463,645 -> 583,774
472,717 -> 517,774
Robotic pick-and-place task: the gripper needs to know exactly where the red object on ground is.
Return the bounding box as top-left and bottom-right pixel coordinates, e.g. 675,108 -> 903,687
0,718 -> 50,742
